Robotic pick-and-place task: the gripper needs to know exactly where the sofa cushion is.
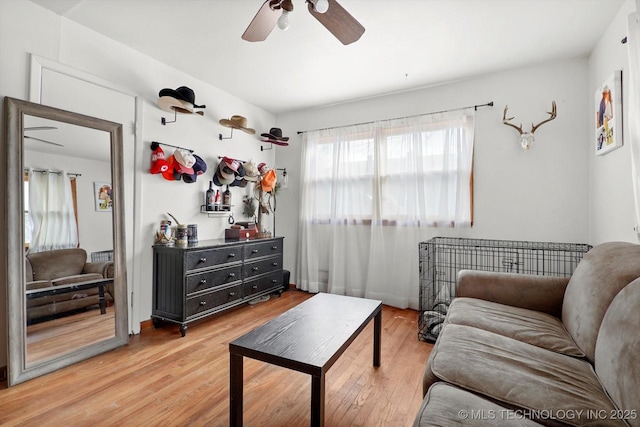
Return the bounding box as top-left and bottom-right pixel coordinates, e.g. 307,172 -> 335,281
446,297 -> 584,357
430,324 -> 625,427
414,382 -> 544,427
595,278 -> 640,427
27,248 -> 88,281
562,241 -> 640,363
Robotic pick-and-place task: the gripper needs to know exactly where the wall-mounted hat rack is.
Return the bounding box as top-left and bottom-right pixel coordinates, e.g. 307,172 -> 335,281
217,155 -> 247,163
219,127 -> 234,140
151,141 -> 194,153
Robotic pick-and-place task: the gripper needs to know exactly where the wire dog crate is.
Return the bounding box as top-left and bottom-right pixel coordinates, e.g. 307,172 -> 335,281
91,250 -> 114,263
418,237 -> 592,342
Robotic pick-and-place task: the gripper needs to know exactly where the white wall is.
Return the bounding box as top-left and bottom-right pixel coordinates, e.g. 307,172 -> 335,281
275,57 -> 592,280
589,0 -> 638,244
0,0 -> 277,369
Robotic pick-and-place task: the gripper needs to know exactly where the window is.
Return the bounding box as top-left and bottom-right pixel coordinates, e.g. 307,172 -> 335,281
301,110 -> 475,227
25,170 -> 79,251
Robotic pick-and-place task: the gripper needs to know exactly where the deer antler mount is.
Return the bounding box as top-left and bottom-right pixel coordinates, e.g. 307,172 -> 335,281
503,101 -> 557,150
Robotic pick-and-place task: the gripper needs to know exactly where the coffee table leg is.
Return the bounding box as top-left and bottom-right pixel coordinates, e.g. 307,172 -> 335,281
311,374 -> 325,427
99,284 -> 106,315
230,353 -> 243,426
373,309 -> 381,367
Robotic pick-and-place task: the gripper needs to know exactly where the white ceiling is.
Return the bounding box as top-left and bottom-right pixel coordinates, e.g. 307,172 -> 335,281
30,0 -> 626,115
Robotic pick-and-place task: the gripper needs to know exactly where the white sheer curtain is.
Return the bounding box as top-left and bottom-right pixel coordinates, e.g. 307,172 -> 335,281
628,12 -> 640,241
296,110 -> 475,309
28,169 -> 78,253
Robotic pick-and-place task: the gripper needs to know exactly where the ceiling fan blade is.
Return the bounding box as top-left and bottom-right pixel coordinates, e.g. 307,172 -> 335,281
24,135 -> 64,147
25,126 -> 58,131
307,0 -> 365,45
242,0 -> 281,42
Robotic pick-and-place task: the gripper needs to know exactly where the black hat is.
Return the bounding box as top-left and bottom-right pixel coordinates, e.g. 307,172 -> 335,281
158,86 -> 206,109
260,127 -> 289,141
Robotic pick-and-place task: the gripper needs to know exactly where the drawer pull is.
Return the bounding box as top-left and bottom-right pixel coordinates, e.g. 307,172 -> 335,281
229,292 -> 236,296
252,285 -> 258,289
199,279 -> 207,285
251,249 -> 259,254
199,257 -> 207,263
252,267 -> 259,271
199,301 -> 206,306
271,279 -> 278,283
272,262 -> 278,267
229,253 -> 236,258
229,273 -> 236,278
271,246 -> 278,250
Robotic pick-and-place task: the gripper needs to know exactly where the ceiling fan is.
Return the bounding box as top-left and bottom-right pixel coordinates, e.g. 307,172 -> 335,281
242,0 -> 365,45
24,126 -> 63,147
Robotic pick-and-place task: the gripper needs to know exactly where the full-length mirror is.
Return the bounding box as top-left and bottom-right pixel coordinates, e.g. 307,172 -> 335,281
4,97 -> 128,386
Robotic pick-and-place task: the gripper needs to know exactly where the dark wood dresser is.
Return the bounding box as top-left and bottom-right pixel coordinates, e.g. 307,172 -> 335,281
152,237 -> 284,336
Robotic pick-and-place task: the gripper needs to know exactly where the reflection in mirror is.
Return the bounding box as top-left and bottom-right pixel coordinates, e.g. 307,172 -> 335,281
5,97 -> 128,386
23,116 -> 115,366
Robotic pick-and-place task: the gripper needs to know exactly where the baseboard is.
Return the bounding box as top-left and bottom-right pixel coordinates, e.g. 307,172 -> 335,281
140,319 -> 154,331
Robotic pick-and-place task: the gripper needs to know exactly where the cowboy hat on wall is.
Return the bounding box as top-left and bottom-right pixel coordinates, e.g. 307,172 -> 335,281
260,127 -> 289,146
157,86 -> 206,115
219,115 -> 255,140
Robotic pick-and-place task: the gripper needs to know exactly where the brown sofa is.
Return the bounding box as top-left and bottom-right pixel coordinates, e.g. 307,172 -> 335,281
415,241 -> 640,427
26,248 -> 114,322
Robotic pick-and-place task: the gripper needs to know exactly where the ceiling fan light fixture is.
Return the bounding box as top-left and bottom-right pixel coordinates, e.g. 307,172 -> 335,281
310,0 -> 329,14
277,10 -> 290,30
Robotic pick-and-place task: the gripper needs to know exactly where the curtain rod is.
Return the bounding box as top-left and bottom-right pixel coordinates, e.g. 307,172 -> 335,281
25,168 -> 82,177
296,101 -> 493,135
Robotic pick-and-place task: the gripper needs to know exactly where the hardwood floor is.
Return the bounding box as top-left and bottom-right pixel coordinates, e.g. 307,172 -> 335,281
27,306 -> 116,364
0,290 -> 433,426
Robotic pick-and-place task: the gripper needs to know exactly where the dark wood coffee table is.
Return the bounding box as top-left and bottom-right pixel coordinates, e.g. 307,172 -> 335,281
229,293 -> 382,427
26,278 -> 110,315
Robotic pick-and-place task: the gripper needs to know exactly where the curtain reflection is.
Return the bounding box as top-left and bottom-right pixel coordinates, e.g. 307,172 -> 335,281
27,168 -> 78,253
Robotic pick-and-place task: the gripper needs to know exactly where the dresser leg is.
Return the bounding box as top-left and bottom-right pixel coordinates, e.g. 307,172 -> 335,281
180,324 -> 187,337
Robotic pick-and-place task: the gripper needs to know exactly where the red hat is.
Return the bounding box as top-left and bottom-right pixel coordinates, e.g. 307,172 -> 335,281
221,156 -> 240,173
150,145 -> 169,174
162,155 -> 177,181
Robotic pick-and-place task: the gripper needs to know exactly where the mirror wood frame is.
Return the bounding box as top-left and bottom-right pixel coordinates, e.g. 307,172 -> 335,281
4,96 -> 129,386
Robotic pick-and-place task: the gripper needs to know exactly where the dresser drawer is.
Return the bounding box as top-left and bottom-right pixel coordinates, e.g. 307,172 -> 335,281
243,271 -> 283,298
186,265 -> 242,295
243,240 -> 282,261
186,284 -> 242,318
186,246 -> 241,271
243,255 -> 283,279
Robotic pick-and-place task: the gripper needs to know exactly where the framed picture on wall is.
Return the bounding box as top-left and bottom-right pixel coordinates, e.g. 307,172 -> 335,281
595,70 -> 623,155
94,182 -> 112,212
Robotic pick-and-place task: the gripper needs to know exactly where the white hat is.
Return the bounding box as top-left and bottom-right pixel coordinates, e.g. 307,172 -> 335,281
173,149 -> 195,174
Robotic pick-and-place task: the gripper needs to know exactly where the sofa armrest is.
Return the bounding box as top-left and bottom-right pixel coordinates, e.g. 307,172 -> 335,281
456,270 -> 569,317
26,280 -> 52,291
83,261 -> 111,278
